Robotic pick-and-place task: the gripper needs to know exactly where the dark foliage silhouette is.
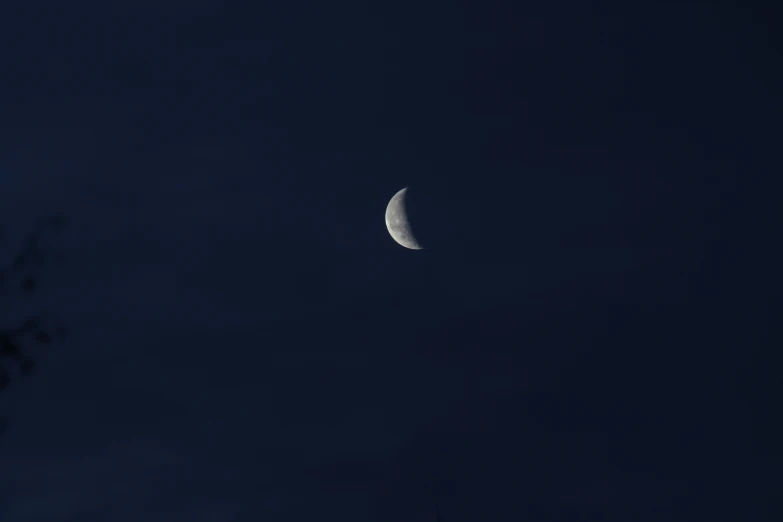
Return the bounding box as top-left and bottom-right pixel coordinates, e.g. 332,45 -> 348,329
0,215 -> 67,436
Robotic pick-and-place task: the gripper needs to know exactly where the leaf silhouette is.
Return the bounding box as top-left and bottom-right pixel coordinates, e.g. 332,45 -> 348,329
1,215 -> 68,437
22,276 -> 36,292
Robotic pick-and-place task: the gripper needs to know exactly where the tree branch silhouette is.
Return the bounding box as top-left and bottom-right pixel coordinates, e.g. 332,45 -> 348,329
0,215 -> 67,436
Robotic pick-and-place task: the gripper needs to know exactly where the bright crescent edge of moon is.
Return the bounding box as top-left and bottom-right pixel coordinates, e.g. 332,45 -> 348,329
385,187 -> 423,250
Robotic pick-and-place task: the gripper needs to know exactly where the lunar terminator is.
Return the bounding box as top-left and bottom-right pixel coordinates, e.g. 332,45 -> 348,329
385,187 -> 423,250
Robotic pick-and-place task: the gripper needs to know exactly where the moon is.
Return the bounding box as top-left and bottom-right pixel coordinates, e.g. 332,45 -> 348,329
385,187 -> 423,250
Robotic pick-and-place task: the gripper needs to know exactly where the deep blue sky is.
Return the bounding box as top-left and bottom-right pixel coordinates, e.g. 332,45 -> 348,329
0,1 -> 779,521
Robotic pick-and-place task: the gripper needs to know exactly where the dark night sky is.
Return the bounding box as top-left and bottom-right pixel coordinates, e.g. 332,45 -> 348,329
0,1 -> 780,521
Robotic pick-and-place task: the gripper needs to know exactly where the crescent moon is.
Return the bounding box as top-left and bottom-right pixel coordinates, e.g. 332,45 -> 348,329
385,187 -> 423,250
